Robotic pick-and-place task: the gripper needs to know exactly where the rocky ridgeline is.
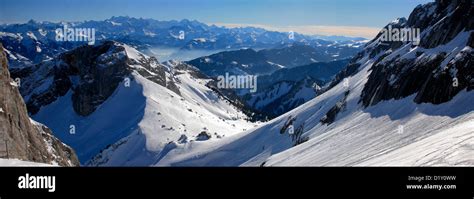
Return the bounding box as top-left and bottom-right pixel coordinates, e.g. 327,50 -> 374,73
360,0 -> 473,106
12,41 -> 180,116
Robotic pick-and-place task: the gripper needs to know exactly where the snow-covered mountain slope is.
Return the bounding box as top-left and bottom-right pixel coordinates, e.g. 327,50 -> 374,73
265,71 -> 474,166
190,53 -> 350,120
0,158 -> 56,166
238,59 -> 349,118
13,41 -> 256,165
188,48 -> 281,76
259,42 -> 361,67
240,78 -> 319,120
87,67 -> 256,166
151,0 -> 474,166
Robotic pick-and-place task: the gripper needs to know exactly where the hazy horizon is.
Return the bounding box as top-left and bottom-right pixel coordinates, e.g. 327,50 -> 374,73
0,0 -> 433,38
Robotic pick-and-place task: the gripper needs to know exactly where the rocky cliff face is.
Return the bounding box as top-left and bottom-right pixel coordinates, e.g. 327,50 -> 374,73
360,0 -> 473,107
0,43 -> 79,166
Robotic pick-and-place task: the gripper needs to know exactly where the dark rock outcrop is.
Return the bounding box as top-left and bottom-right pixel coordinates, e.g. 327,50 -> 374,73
196,131 -> 211,141
64,41 -> 131,116
320,91 -> 350,125
409,0 -> 474,49
360,0 -> 474,107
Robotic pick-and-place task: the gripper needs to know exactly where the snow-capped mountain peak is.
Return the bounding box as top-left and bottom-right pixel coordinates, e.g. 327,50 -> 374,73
11,41 -> 257,165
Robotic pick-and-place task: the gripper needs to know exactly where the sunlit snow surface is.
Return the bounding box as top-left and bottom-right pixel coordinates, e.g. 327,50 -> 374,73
0,158 -> 55,166
32,62 -> 255,165
155,32 -> 474,167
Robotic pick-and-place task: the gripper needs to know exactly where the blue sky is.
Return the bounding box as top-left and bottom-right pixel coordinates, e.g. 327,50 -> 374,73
0,0 -> 433,37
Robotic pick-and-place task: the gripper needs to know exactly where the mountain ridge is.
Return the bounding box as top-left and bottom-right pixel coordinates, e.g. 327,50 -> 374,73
1,16 -> 365,67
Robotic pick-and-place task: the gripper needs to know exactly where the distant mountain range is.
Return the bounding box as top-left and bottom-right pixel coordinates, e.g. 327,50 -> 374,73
188,42 -> 362,76
199,56 -> 350,119
187,42 -> 356,119
0,16 -> 366,67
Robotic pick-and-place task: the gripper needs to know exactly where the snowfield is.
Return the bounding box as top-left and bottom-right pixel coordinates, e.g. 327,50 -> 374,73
151,29 -> 474,166
0,158 -> 55,167
30,44 -> 256,165
86,70 -> 256,166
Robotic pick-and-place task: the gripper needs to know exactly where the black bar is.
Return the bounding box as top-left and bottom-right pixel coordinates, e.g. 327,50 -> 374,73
0,167 -> 472,198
